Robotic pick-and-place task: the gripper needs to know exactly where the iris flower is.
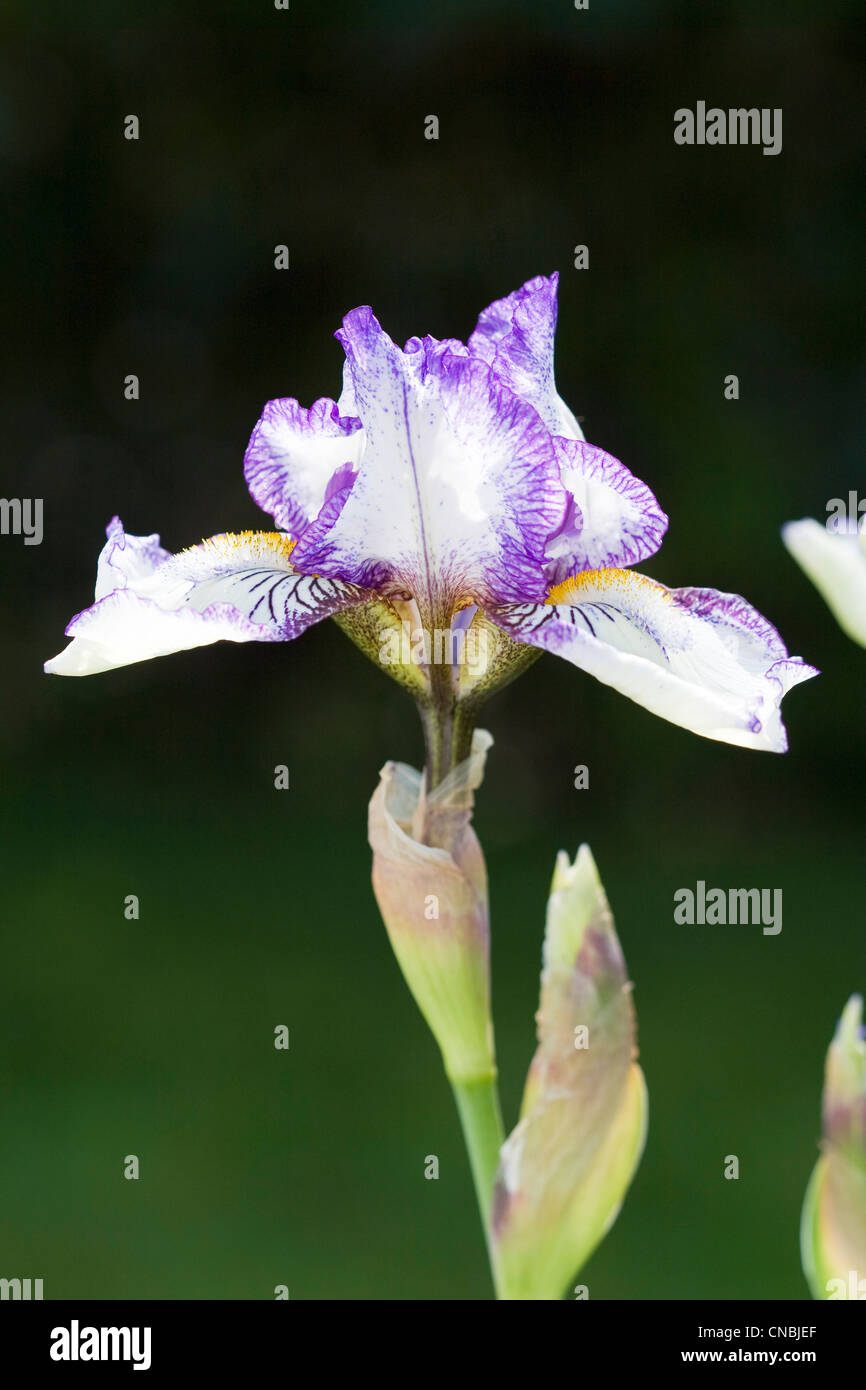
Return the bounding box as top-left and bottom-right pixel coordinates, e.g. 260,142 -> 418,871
44,275 -> 819,1297
46,274 -> 815,758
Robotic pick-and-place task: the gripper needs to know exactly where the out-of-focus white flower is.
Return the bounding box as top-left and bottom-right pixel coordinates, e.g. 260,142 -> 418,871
784,518 -> 866,648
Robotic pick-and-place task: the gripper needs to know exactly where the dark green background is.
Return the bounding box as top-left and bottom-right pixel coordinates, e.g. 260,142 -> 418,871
1,3 -> 864,1298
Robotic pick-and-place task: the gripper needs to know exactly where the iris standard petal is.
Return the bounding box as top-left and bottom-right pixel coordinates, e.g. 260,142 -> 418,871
45,518 -> 368,676
487,568 -> 818,751
468,272 -> 583,440
291,308 -> 567,616
783,518 -> 866,648
469,277 -> 666,584
243,395 -> 364,539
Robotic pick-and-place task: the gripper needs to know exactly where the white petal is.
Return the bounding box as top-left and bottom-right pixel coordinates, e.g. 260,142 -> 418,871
95,519 -> 170,599
489,569 -> 817,751
46,522 -> 367,676
783,518 -> 866,648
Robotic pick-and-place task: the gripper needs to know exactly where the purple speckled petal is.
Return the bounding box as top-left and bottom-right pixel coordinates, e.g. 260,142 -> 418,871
487,569 -> 818,751
244,396 -> 364,538
469,272 -> 583,439
545,438 -> 669,583
45,519 -> 369,676
291,307 -> 567,615
403,334 -> 468,359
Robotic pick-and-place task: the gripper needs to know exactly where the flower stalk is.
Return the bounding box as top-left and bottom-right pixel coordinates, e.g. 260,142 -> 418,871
422,693 -> 506,1244
420,655 -> 459,789
452,1075 -> 506,1238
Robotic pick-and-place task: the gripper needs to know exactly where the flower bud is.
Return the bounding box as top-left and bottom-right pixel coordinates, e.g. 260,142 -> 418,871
801,994 -> 866,1299
491,845 -> 647,1300
367,729 -> 495,1084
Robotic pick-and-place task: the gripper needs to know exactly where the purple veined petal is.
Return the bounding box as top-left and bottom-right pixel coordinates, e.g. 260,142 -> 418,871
243,395 -> 364,538
468,272 -> 584,440
291,307 -> 567,616
45,519 -> 370,677
403,333 -> 469,360
486,568 -> 818,752
544,437 -> 669,583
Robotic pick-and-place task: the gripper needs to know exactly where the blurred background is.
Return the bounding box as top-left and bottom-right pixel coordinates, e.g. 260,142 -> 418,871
1,1 -> 864,1299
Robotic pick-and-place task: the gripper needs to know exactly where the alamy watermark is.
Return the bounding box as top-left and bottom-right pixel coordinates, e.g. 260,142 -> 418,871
0,1276 -> 43,1299
826,1270 -> 866,1299
674,103 -> 782,156
674,881 -> 782,935
0,497 -> 42,545
825,492 -> 865,532
50,1321 -> 151,1371
379,620 -> 488,669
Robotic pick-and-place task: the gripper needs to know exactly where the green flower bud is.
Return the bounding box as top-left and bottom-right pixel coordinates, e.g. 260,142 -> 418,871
491,845 -> 647,1300
367,730 -> 495,1085
801,994 -> 866,1299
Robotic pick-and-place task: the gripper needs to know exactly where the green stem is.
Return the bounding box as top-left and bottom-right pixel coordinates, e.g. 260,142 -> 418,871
421,644 -> 457,790
450,699 -> 479,770
451,1072 -> 506,1288
420,673 -> 506,1295
451,1073 -> 505,1225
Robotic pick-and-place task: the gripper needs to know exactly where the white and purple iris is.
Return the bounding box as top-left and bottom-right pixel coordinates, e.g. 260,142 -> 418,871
46,273 -> 815,751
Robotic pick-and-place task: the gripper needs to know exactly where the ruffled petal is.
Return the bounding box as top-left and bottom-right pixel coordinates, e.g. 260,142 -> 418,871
783,518 -> 866,648
544,437 -> 668,583
291,309 -> 567,615
93,522 -> 171,599
243,396 -> 364,538
45,517 -> 368,676
468,272 -> 583,439
487,568 -> 818,751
